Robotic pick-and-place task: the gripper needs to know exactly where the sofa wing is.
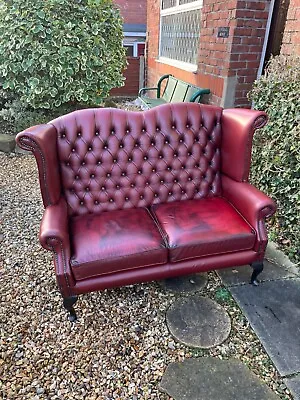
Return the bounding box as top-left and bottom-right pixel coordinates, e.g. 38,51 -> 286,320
16,124 -> 61,207
221,108 -> 268,182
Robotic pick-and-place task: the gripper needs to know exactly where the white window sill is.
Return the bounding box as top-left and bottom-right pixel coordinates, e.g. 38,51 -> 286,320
156,57 -> 198,73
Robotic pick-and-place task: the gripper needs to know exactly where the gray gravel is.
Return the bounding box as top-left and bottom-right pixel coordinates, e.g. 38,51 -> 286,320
0,152 -> 292,399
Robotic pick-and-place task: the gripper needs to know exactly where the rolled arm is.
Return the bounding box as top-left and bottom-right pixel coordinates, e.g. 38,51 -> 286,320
16,124 -> 61,207
221,108 -> 268,182
39,198 -> 75,296
222,175 -> 276,256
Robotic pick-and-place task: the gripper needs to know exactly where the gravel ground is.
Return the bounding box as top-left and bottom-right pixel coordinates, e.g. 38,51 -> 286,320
0,151 -> 293,400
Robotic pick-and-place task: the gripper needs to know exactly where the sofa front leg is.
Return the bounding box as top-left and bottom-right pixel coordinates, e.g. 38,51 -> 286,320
250,261 -> 264,286
63,296 -> 78,322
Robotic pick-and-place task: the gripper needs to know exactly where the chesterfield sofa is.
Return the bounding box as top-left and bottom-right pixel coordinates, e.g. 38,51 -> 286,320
16,103 -> 276,321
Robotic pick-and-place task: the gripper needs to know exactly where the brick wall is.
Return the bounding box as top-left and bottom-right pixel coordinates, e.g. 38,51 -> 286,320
146,0 -> 270,107
115,0 -> 147,24
110,57 -> 141,97
281,0 -> 300,55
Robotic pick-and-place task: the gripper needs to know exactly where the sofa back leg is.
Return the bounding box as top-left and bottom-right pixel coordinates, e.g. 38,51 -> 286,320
63,296 -> 78,322
250,261 -> 264,286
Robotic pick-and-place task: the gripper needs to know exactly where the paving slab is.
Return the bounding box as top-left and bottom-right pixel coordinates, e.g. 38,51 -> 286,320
217,260 -> 297,287
284,375 -> 300,400
0,133 -> 15,153
166,295 -> 231,348
230,278 -> 300,376
160,273 -> 207,293
160,357 -> 279,400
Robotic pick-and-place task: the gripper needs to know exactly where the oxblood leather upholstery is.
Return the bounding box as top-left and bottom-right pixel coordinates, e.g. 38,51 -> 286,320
16,102 -> 276,309
151,198 -> 256,262
70,208 -> 167,280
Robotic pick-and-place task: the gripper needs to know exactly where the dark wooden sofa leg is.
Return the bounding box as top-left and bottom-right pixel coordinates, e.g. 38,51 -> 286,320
250,261 -> 264,286
63,296 -> 78,322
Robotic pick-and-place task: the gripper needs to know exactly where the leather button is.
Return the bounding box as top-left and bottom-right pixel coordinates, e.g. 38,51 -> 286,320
101,186 -> 106,191
81,161 -> 86,166
106,173 -> 111,178
111,130 -> 115,135
126,129 -> 130,134
181,190 -> 185,194
159,154 -> 163,159
167,166 -> 171,171
109,198 -> 114,202
130,183 -> 135,188
72,148 -> 76,152
66,162 -> 70,166
195,163 -> 199,168
80,201 -> 84,205
135,142 -> 139,147
168,192 -> 172,196
174,153 -> 178,157
77,132 -> 81,137
97,160 -> 102,165
160,180 -> 164,184
61,133 -> 66,138
138,170 -> 142,174
152,168 -> 156,172
188,177 -> 192,181
88,147 -> 92,151
181,165 -> 185,169
128,157 -> 132,162
187,152 -> 191,156
90,174 -> 95,178
186,124 -> 190,128
165,139 -> 169,144
172,125 -> 175,129
121,172 -> 126,176
145,181 -> 150,185
154,193 -> 158,197
174,179 -> 178,183
179,139 -> 183,143
156,127 -> 160,131
119,144 -> 124,148
95,131 -> 99,136
85,187 -> 90,192
104,145 -> 108,150
113,159 -> 118,163
94,200 -> 99,205
116,184 -> 120,189
75,175 -> 79,180
144,156 -> 148,160
142,128 -> 146,132
125,197 -> 129,201
140,195 -> 144,199
151,141 -> 155,146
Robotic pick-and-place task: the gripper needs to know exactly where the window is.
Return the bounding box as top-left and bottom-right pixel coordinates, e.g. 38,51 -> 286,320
160,0 -> 202,69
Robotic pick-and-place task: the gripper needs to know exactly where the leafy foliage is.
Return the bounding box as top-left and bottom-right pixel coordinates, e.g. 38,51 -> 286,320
0,0 -> 126,109
249,55 -> 300,263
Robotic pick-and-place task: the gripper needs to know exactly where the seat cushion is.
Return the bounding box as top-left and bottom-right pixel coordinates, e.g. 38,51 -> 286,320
151,197 -> 256,262
70,208 -> 167,280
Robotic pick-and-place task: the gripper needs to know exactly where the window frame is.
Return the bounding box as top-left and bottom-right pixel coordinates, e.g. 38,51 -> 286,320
159,0 -> 203,71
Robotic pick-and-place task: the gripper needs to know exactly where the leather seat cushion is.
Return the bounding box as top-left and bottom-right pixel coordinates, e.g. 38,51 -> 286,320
70,208 -> 167,280
151,197 -> 256,262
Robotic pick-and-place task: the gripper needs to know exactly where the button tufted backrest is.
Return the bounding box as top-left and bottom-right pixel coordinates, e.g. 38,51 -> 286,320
50,103 -> 223,216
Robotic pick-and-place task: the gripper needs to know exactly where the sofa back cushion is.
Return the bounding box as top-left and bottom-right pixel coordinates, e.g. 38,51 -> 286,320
50,103 -> 222,216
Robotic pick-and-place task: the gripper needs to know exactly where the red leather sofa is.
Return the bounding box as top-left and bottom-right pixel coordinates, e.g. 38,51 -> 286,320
16,103 -> 276,321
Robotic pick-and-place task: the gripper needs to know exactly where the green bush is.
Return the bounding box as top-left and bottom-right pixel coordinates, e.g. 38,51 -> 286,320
0,0 -> 126,109
249,55 -> 300,263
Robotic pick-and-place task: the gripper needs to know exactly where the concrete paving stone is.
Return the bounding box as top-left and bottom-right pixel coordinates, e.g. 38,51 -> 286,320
160,273 -> 207,293
284,375 -> 300,400
0,133 -> 15,153
217,260 -> 297,287
166,295 -> 231,349
159,357 -> 279,400
230,278 -> 300,376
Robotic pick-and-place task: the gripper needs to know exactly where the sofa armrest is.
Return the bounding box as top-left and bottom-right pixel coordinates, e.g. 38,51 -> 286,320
39,198 -> 75,296
16,124 -> 61,207
221,108 -> 268,182
222,175 -> 276,255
